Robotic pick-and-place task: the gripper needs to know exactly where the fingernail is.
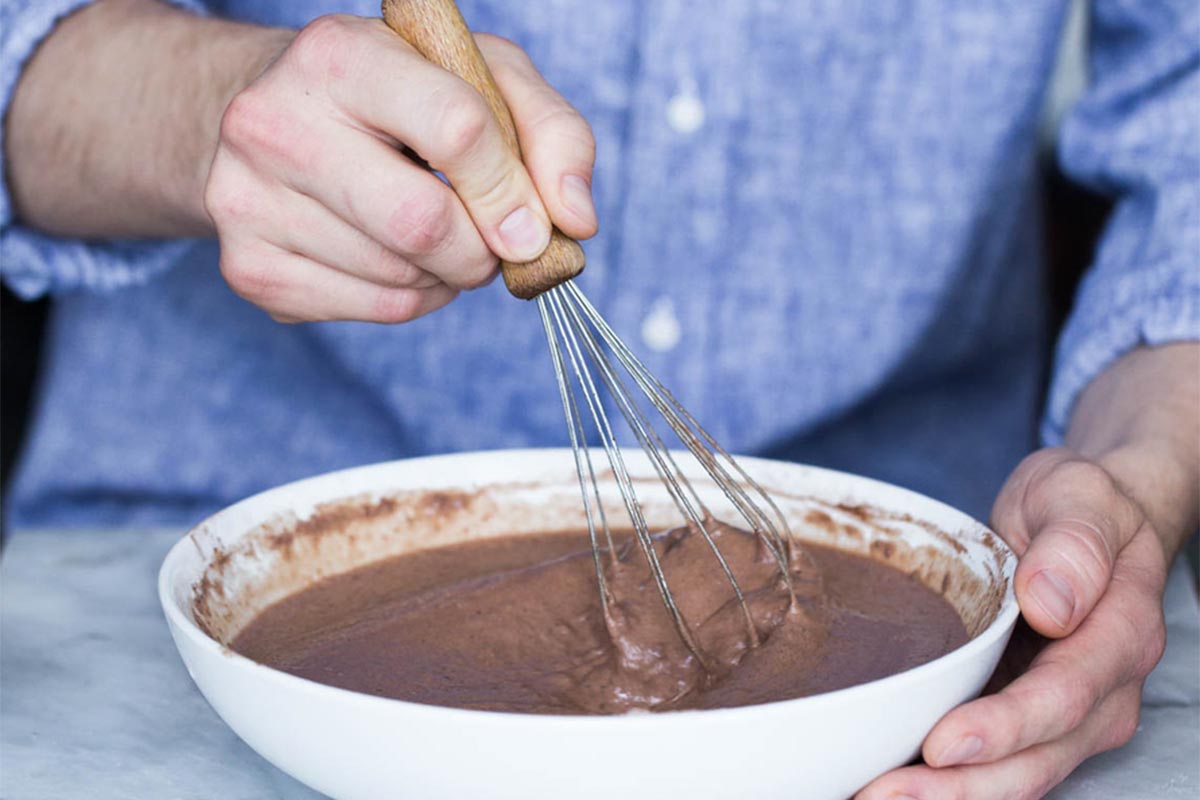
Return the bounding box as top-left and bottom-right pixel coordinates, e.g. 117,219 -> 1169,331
935,734 -> 983,766
498,206 -> 549,261
561,174 -> 596,227
1029,569 -> 1075,628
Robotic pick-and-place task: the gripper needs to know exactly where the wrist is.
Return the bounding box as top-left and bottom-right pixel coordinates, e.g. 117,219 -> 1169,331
1064,345 -> 1200,564
182,24 -> 295,234
5,0 -> 294,239
1094,439 -> 1197,565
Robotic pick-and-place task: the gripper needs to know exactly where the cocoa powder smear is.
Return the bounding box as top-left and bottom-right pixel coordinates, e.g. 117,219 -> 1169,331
232,523 -> 967,714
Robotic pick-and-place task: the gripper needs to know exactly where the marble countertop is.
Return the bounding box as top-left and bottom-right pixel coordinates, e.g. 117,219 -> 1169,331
2,528 -> 1197,799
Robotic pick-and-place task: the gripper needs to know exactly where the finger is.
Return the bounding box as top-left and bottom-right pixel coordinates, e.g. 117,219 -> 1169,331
989,449 -> 1073,556
989,449 -> 1106,557
208,157 -> 449,290
478,34 -> 598,239
856,686 -> 1142,800
920,530 -> 1167,766
262,118 -> 497,291
301,17 -> 553,262
272,190 -> 451,290
1015,456 -> 1143,636
219,240 -> 457,324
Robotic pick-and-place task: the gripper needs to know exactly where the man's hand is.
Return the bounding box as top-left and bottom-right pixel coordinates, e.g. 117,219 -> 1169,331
859,449 -> 1169,799
206,16 -> 597,323
859,344 -> 1198,800
6,2 -> 597,324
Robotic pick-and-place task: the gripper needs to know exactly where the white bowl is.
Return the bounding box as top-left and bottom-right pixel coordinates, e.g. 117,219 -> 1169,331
160,449 -> 1017,800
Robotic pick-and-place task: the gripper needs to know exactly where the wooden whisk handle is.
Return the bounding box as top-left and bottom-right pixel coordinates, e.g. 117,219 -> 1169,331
381,0 -> 585,300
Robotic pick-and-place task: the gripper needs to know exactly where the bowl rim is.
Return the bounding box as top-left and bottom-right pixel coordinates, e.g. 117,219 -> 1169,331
159,448 -> 1020,728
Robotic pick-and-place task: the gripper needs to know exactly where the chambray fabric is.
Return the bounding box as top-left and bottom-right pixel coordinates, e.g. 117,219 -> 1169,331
1,1 -> 1196,527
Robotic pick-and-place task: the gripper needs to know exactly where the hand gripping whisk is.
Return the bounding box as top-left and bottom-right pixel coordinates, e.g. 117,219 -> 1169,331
383,0 -> 802,665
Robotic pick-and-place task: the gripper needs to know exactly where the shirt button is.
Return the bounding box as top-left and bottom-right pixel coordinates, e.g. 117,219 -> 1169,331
666,91 -> 705,134
641,297 -> 682,353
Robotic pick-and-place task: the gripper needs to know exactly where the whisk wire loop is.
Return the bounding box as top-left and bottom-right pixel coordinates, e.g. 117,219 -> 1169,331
560,283 -> 795,587
546,289 -> 763,645
540,291 -> 706,658
537,281 -> 799,659
538,299 -> 612,608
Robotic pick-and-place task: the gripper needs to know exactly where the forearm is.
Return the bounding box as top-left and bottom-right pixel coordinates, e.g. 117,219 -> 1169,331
1065,342 -> 1200,560
4,0 -> 293,238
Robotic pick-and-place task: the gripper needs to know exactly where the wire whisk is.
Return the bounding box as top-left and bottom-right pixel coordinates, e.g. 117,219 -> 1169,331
537,281 -> 799,663
384,0 -> 804,670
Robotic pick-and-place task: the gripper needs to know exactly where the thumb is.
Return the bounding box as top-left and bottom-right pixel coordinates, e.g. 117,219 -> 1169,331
478,34 -> 598,240
419,77 -> 552,264
994,451 -> 1143,638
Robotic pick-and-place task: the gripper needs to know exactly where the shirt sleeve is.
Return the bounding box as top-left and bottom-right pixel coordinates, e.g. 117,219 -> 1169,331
0,0 -> 210,300
1042,0 -> 1200,445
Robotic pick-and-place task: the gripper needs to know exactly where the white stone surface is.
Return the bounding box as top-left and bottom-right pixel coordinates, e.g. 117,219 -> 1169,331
1,528 -> 1197,799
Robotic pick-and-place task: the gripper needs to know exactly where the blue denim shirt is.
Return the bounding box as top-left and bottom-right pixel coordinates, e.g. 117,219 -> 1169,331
2,0 -> 1197,528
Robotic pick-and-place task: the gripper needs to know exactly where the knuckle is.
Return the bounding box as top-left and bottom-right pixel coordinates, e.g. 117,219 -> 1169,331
1059,675 -> 1099,727
290,15 -> 358,76
536,103 -> 595,152
1106,565 -> 1168,671
202,172 -> 223,222
220,91 -> 318,173
962,695 -> 1018,752
203,176 -> 255,228
1019,663 -> 1095,731
1016,448 -> 1072,485
220,91 -> 276,152
1135,614 -> 1167,678
1043,519 -> 1115,592
1103,706 -> 1141,751
1048,459 -> 1116,499
1109,599 -> 1160,682
379,255 -> 424,287
470,163 -> 524,213
432,89 -> 492,163
991,480 -> 1032,551
996,449 -> 1071,547
220,255 -> 281,302
386,191 -> 455,256
202,177 -> 229,225
529,109 -> 596,178
1022,774 -> 1064,800
575,115 -> 597,158
457,255 -> 500,290
371,288 -> 422,324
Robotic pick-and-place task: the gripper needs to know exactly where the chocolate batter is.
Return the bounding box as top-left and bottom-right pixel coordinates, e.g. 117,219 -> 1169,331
232,523 -> 967,715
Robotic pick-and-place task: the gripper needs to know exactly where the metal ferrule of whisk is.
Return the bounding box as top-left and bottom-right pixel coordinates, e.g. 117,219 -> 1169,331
537,280 -> 799,663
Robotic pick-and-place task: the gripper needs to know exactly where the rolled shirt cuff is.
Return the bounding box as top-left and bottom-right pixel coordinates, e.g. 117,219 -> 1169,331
0,0 -> 210,298
1041,257 -> 1200,446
